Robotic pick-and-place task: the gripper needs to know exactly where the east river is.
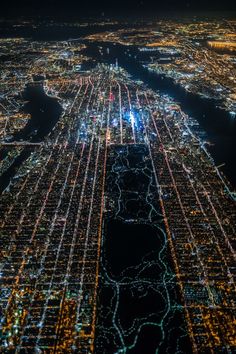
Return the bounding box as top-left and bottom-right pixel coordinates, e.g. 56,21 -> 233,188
82,40 -> 236,189
0,27 -> 235,352
1,33 -> 235,190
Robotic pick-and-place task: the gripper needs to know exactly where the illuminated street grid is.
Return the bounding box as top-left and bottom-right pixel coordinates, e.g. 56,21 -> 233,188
135,89 -> 236,352
0,61 -> 235,353
0,38 -> 89,176
0,68 -> 110,352
86,19 -> 236,114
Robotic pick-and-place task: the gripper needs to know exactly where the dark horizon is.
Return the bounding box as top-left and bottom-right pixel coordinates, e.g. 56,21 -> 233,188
2,0 -> 236,18
0,8 -> 236,354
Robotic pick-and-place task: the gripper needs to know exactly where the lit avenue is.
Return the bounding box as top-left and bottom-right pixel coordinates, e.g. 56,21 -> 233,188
0,18 -> 236,353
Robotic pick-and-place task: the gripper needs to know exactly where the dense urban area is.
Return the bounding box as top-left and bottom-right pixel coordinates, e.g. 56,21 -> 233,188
0,17 -> 236,353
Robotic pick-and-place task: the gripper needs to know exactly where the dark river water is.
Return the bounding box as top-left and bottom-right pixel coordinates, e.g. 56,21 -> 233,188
0,84 -> 62,193
16,84 -> 62,142
0,31 -> 235,189
82,41 -> 236,189
0,23 -> 234,353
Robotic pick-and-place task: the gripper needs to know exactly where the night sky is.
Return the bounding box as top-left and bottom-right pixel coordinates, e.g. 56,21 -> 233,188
2,0 -> 236,17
